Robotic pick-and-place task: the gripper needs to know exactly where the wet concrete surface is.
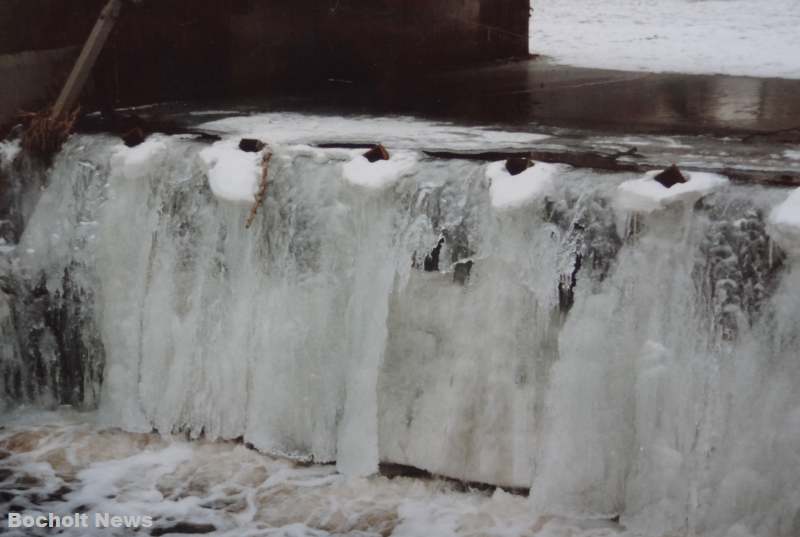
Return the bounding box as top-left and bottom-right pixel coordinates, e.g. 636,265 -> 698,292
159,57 -> 795,140
40,57 -> 800,141
420,60 -> 800,136
272,58 -> 800,137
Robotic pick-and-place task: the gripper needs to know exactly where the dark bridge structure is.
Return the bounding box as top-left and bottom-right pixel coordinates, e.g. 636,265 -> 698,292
0,0 -> 530,129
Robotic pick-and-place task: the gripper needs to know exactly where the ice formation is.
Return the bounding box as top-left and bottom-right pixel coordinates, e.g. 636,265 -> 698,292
768,187 -> 800,256
1,115 -> 798,537
0,139 -> 21,169
615,169 -> 729,213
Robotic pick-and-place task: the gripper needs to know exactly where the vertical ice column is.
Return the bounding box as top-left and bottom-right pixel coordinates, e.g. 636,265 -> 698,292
531,199 -> 707,521
96,140 -> 171,432
336,152 -> 416,476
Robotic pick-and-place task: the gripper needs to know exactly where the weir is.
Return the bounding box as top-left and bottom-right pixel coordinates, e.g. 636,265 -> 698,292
1,113 -> 799,536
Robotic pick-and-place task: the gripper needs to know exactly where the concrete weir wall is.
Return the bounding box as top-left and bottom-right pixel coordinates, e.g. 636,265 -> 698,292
0,0 -> 529,130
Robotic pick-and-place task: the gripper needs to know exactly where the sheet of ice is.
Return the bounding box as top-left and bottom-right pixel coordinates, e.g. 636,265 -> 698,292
531,0 -> 800,78
486,160 -> 560,209
342,151 -> 417,189
767,187 -> 800,256
615,170 -> 728,213
110,137 -> 168,181
198,141 -> 263,203
200,113 -> 549,151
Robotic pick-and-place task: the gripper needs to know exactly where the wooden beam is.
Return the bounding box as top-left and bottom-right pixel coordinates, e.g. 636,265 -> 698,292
420,148 -> 800,188
50,0 -> 124,120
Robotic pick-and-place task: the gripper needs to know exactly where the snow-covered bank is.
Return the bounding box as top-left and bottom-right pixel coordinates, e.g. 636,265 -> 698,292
531,0 -> 800,78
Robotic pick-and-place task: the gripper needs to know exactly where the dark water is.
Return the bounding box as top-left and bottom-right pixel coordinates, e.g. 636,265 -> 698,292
209,59 -> 800,137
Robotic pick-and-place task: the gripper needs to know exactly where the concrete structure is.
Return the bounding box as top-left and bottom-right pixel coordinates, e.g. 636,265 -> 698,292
0,0 -> 530,132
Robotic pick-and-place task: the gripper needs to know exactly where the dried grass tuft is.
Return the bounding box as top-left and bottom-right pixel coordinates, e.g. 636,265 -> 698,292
246,151 -> 273,229
19,108 -> 79,162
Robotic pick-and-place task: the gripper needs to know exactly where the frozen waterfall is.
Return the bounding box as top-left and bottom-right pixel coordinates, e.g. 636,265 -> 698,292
0,115 -> 798,537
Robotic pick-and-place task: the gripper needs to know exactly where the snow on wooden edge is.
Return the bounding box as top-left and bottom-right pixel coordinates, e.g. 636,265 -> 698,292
615,170 -> 729,213
487,161 -> 560,210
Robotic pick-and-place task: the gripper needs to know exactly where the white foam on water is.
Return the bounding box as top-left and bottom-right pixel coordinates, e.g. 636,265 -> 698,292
0,418 -> 614,537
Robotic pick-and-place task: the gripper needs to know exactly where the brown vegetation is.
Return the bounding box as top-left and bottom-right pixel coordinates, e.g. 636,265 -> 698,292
246,151 -> 273,229
19,108 -> 79,162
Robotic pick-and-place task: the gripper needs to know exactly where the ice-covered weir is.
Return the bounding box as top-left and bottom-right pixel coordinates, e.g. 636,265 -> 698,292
1,114 -> 799,537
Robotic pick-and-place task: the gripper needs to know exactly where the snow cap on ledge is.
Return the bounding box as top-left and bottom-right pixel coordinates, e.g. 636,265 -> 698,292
111,137 -> 168,181
199,141 -> 262,204
615,169 -> 729,213
487,160 -> 560,210
768,187 -> 800,257
342,151 -> 417,189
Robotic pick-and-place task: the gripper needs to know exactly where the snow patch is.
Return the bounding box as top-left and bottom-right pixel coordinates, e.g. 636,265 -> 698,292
615,170 -> 728,213
531,0 -> 800,78
487,160 -> 560,209
199,141 -> 264,203
111,138 -> 168,181
785,150 -> 800,161
342,151 -> 417,189
767,187 -> 800,257
285,144 -> 349,163
201,113 -> 549,151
